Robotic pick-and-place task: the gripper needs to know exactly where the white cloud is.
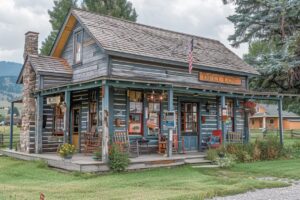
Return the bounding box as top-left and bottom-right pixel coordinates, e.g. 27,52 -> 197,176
0,0 -> 53,63
0,0 -> 247,63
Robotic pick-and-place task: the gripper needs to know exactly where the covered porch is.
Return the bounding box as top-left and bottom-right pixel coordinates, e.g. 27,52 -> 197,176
8,79 -> 288,163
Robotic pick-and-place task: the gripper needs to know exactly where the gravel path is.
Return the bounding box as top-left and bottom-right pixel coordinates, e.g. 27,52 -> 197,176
210,178 -> 300,200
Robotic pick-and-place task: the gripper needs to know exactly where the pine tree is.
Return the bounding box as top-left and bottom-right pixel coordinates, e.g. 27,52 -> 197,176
82,0 -> 137,22
40,0 -> 78,55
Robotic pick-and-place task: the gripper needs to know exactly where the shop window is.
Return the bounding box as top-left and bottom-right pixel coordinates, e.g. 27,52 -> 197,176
73,30 -> 83,64
146,92 -> 162,136
89,90 -> 97,132
181,103 -> 198,134
128,91 -> 143,135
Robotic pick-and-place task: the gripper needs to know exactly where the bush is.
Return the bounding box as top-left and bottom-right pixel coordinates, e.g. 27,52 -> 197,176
206,148 -> 218,161
108,144 -> 130,172
215,154 -> 236,168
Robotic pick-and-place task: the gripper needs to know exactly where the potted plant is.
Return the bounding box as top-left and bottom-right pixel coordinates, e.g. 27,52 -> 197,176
58,143 -> 76,159
92,148 -> 102,161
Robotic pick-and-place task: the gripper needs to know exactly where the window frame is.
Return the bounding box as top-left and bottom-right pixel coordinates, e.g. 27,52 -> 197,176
181,102 -> 198,135
73,29 -> 83,65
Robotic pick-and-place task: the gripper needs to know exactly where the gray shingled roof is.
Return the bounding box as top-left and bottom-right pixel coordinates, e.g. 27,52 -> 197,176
252,104 -> 300,118
29,55 -> 72,75
71,9 -> 259,75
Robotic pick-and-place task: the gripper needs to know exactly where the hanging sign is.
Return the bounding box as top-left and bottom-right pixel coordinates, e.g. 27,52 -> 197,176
199,71 -> 242,85
163,111 -> 176,129
46,96 -> 60,105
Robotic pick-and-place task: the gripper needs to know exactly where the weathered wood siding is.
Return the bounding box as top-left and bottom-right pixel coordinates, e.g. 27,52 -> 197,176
42,98 -> 63,153
112,88 -> 127,133
41,75 -> 72,89
61,22 -> 108,83
111,59 -> 247,90
236,100 -> 245,133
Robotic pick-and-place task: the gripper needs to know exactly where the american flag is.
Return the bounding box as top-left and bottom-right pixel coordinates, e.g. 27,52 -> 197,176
188,39 -> 194,74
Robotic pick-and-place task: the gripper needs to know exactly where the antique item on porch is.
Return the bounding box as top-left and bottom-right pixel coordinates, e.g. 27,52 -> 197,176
114,118 -> 121,127
201,116 -> 206,124
158,134 -> 167,154
53,105 -> 64,136
59,101 -> 67,113
163,111 -> 176,129
84,126 -> 102,155
128,113 -> 142,134
113,132 -> 139,157
208,130 -> 222,148
244,101 -> 256,115
172,134 -> 179,153
58,143 -> 76,159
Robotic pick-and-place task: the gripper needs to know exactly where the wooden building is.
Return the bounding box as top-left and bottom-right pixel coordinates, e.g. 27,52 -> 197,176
250,104 -> 300,131
9,9 -> 287,162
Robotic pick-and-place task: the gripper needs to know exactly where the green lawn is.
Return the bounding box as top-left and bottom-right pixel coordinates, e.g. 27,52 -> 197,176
0,126 -> 20,148
0,157 -> 295,200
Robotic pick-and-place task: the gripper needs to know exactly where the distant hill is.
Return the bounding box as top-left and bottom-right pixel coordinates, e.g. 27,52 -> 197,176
0,61 -> 23,110
0,61 -> 22,77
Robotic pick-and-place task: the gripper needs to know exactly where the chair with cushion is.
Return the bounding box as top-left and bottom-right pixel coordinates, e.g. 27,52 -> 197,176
208,130 -> 222,148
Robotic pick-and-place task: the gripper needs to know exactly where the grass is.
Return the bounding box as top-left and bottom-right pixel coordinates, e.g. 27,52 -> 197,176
0,157 -> 293,200
0,126 -> 20,148
249,129 -> 300,147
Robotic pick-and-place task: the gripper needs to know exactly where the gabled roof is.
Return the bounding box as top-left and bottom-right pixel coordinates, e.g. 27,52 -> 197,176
251,104 -> 300,118
17,55 -> 72,84
51,8 -> 259,76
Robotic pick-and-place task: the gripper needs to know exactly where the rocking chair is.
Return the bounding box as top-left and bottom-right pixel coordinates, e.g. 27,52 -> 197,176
84,126 -> 102,155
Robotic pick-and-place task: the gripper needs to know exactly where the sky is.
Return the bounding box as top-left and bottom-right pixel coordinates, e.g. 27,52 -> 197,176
0,0 -> 248,64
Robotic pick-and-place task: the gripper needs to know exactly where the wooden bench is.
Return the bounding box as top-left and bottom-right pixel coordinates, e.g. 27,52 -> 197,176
291,130 -> 300,138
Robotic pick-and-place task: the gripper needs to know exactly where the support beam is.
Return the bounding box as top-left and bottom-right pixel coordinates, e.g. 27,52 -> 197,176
220,96 -> 226,146
35,94 -> 43,153
63,91 -> 71,144
9,102 -> 14,150
102,81 -> 110,163
243,99 -> 250,143
167,87 -> 174,157
278,98 -> 284,145
216,97 -> 220,130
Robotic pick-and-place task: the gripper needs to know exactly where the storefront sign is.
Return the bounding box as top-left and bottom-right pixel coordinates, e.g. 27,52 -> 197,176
199,71 -> 242,85
46,96 -> 61,105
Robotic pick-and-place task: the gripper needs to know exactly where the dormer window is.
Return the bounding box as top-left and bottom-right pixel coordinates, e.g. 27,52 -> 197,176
74,30 -> 83,64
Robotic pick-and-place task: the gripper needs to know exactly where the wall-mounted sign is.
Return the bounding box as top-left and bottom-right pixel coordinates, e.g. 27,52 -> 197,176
199,71 -> 242,85
163,111 -> 176,129
46,96 -> 61,105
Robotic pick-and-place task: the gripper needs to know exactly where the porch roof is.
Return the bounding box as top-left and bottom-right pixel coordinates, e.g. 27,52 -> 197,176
33,79 -> 300,100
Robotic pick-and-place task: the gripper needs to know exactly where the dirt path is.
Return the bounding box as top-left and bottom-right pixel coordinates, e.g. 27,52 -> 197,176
210,178 -> 300,200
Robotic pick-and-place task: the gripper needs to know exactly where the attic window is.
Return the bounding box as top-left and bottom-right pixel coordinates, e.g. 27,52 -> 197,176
74,30 -> 83,64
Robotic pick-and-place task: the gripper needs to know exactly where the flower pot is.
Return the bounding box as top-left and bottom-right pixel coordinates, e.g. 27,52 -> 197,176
63,154 -> 73,160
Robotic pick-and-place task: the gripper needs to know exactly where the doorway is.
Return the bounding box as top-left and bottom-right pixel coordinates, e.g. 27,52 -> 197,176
180,102 -> 199,151
72,107 -> 80,149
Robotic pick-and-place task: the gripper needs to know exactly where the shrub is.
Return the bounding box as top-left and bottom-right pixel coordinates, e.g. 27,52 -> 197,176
108,144 -> 130,172
215,154 -> 236,168
206,148 -> 218,161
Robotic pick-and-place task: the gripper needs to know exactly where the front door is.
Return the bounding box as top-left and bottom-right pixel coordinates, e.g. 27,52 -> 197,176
72,107 -> 80,149
180,102 -> 199,151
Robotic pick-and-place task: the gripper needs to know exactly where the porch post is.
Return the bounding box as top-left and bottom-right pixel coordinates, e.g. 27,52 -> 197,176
220,96 -> 226,146
243,99 -> 250,143
216,97 -> 220,130
9,102 -> 14,150
64,91 -> 71,144
102,81 -> 110,163
278,97 -> 284,145
35,93 -> 43,153
167,87 -> 174,157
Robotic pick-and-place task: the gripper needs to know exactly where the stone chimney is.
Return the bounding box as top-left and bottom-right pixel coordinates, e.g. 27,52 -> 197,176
23,31 -> 39,60
20,31 -> 39,153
